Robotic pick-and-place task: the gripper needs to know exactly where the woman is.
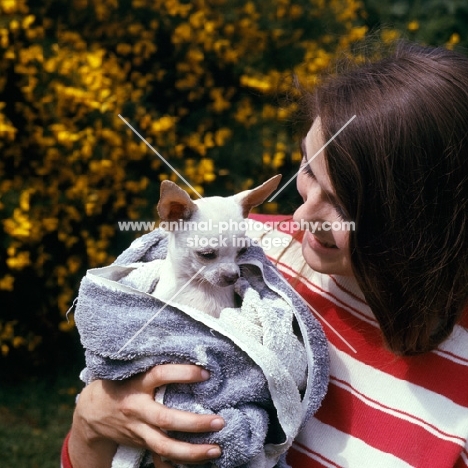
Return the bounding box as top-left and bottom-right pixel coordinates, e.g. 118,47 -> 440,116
63,42 -> 468,467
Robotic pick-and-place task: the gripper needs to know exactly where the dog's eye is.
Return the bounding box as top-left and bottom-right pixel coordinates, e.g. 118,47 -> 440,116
237,247 -> 248,256
196,250 -> 218,260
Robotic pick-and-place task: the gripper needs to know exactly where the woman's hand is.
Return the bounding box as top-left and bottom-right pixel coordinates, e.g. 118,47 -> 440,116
68,364 -> 224,468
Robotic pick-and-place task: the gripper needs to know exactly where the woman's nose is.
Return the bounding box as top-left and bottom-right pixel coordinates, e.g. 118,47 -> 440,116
293,190 -> 331,223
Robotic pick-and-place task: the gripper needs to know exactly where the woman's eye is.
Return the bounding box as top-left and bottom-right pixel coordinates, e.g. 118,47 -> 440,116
301,157 -> 316,180
196,250 -> 217,260
332,202 -> 348,221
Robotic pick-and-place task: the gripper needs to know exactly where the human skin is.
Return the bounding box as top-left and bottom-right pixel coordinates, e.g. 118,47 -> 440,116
68,364 -> 225,468
293,118 -> 353,277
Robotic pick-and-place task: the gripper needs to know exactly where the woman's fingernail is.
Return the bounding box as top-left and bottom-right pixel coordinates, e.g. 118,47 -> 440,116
201,369 -> 210,380
207,447 -> 221,458
210,418 -> 225,430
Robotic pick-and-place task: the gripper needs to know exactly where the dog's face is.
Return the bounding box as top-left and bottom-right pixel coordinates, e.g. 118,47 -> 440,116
169,196 -> 248,287
158,175 -> 281,288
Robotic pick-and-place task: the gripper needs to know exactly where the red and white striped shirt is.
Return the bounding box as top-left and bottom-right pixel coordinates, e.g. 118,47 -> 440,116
62,215 -> 468,468
249,214 -> 468,468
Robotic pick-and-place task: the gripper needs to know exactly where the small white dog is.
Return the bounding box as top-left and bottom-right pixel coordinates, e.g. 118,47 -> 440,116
152,175 -> 282,317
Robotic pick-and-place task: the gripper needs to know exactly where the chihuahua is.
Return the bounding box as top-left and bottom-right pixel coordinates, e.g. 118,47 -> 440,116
152,175 -> 282,317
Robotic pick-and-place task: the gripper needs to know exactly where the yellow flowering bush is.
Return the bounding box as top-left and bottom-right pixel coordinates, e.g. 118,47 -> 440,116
0,0 -> 366,370
363,0 -> 468,50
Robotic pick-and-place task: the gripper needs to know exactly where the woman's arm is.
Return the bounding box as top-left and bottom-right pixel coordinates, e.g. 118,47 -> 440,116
68,364 -> 225,468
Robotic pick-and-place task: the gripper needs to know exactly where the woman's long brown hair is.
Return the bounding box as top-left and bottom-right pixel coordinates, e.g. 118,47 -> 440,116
298,42 -> 468,355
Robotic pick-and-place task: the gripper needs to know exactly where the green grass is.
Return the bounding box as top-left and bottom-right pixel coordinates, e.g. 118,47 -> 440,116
0,369 -> 83,468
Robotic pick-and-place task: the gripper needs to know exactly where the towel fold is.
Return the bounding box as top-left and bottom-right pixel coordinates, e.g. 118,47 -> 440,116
75,228 -> 329,468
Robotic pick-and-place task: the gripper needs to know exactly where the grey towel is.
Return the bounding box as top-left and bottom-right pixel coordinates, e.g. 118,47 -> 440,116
75,228 -> 329,468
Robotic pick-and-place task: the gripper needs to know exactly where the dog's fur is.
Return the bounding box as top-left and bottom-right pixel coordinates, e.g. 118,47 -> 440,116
152,175 -> 281,317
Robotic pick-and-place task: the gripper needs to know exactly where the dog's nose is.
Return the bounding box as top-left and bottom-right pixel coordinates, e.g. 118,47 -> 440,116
222,271 -> 239,285
219,265 -> 240,286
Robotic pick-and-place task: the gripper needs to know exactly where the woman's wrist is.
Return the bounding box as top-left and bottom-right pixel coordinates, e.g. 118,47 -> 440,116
68,389 -> 118,468
68,415 -> 117,468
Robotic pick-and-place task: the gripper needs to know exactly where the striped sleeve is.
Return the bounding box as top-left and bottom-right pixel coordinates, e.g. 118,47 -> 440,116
61,431 -> 73,468
248,214 -> 468,468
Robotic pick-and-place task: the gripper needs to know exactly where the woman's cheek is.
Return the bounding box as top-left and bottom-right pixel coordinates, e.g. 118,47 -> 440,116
333,228 -> 350,251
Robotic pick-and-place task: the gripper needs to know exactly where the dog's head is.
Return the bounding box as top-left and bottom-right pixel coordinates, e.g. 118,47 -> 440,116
157,175 -> 281,287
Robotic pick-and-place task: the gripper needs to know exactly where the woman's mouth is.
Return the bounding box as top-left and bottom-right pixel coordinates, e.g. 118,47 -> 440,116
317,238 -> 337,248
305,231 -> 338,251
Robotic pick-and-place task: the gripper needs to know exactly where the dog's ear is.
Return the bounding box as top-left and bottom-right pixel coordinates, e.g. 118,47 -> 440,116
157,180 -> 198,224
234,174 -> 282,218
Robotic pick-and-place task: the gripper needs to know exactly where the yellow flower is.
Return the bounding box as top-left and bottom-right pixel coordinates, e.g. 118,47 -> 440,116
240,75 -> 271,93
1,0 -> 18,14
86,51 -> 104,69
0,28 -> 9,47
12,336 -> 25,348
151,116 -> 177,132
173,23 -> 192,43
6,251 -> 30,270
448,33 -> 460,44
165,0 -> 191,17
214,128 -> 232,146
407,20 -> 419,32
42,218 -> 58,232
209,88 -> 232,113
185,133 -> 207,156
349,26 -> 368,42
446,33 -> 460,50
19,190 -> 30,210
263,202 -> 278,214
0,275 -> 15,291
9,19 -> 20,30
201,158 -> 214,172
116,43 -> 132,55
290,4 -> 303,19
59,319 -> 75,332
291,149 -> 302,163
272,151 -> 285,169
0,121 -> 17,140
22,14 -> 35,28
3,209 -> 31,239
204,133 -> 215,147
67,256 -> 82,274
73,0 -> 88,9
189,10 -> 204,28
381,29 -> 400,44
234,98 -> 257,126
4,49 -> 15,60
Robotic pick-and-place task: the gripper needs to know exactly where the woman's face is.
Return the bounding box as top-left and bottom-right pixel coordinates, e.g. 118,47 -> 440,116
293,118 -> 354,276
